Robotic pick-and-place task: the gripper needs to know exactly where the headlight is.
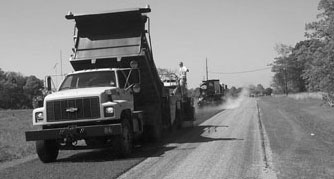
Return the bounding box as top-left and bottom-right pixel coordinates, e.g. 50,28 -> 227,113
104,106 -> 114,117
35,112 -> 44,123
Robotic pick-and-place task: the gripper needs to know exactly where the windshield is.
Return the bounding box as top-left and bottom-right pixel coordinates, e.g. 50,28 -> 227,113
59,71 -> 116,91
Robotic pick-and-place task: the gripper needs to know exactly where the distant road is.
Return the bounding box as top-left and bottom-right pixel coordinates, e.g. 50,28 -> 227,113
0,98 -> 278,179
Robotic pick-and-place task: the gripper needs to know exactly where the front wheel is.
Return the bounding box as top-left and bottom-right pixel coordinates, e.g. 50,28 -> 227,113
114,118 -> 133,157
36,140 -> 59,163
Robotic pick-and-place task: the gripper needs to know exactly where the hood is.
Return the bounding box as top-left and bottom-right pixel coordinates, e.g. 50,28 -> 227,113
45,87 -> 116,101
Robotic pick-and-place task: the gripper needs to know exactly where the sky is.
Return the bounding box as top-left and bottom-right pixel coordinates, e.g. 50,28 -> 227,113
0,0 -> 320,89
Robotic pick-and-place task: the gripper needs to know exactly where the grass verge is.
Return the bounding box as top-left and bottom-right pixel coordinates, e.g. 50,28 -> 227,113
0,110 -> 36,163
259,96 -> 334,178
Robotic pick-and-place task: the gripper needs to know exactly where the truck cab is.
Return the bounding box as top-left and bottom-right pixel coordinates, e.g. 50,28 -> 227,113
33,68 -> 140,126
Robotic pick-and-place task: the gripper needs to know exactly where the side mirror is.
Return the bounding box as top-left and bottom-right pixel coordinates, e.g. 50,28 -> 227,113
132,83 -> 141,93
46,76 -> 52,92
125,83 -> 141,93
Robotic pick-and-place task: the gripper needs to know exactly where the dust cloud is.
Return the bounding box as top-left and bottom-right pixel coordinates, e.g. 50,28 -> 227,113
193,88 -> 250,125
194,88 -> 250,114
221,88 -> 250,109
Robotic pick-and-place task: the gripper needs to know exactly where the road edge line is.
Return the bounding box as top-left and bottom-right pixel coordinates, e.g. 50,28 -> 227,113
256,100 -> 277,179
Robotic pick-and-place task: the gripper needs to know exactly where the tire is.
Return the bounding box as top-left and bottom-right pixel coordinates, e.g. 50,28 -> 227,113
114,117 -> 133,157
177,101 -> 184,129
36,140 -> 59,163
141,124 -> 162,143
188,106 -> 195,121
151,123 -> 162,142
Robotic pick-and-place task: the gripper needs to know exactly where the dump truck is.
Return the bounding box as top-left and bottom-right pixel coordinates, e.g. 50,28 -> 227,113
25,7 -> 195,163
197,79 -> 227,106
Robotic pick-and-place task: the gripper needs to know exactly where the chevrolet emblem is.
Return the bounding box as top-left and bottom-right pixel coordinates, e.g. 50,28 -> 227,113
66,107 -> 78,113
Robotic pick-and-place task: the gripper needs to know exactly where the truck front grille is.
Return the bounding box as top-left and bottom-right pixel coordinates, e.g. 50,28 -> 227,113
46,97 -> 100,122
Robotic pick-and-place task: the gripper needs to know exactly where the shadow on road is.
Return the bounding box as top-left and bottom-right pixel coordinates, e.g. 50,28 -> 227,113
165,125 -> 243,144
56,144 -> 177,163
57,124 -> 242,163
56,108 -> 242,163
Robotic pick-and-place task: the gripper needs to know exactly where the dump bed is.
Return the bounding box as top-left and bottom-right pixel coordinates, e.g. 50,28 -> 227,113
66,7 -> 163,107
66,7 -> 151,71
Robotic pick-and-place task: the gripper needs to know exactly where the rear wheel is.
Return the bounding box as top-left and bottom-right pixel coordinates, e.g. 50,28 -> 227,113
175,101 -> 184,130
36,140 -> 59,163
150,107 -> 163,142
151,123 -> 162,142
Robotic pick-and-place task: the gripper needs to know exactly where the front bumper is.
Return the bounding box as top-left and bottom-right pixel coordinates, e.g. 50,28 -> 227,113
25,124 -> 122,141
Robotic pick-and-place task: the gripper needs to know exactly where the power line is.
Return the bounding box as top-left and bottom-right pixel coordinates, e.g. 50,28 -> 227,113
209,67 -> 271,75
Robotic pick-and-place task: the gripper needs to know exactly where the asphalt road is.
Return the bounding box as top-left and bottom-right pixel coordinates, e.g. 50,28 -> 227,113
118,98 -> 276,179
0,97 -> 276,179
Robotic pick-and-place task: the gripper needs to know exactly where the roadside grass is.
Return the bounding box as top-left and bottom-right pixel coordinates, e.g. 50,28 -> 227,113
0,110 -> 36,163
279,93 -> 334,144
287,92 -> 323,100
259,96 -> 334,178
279,96 -> 333,145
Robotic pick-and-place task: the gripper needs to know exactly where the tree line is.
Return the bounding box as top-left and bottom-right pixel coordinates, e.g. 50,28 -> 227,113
0,68 -> 43,109
271,0 -> 334,94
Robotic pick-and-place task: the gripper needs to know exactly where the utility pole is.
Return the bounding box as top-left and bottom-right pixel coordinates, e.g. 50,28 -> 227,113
60,50 -> 63,80
54,63 -> 58,88
206,58 -> 208,81
282,52 -> 290,96
284,59 -> 288,96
